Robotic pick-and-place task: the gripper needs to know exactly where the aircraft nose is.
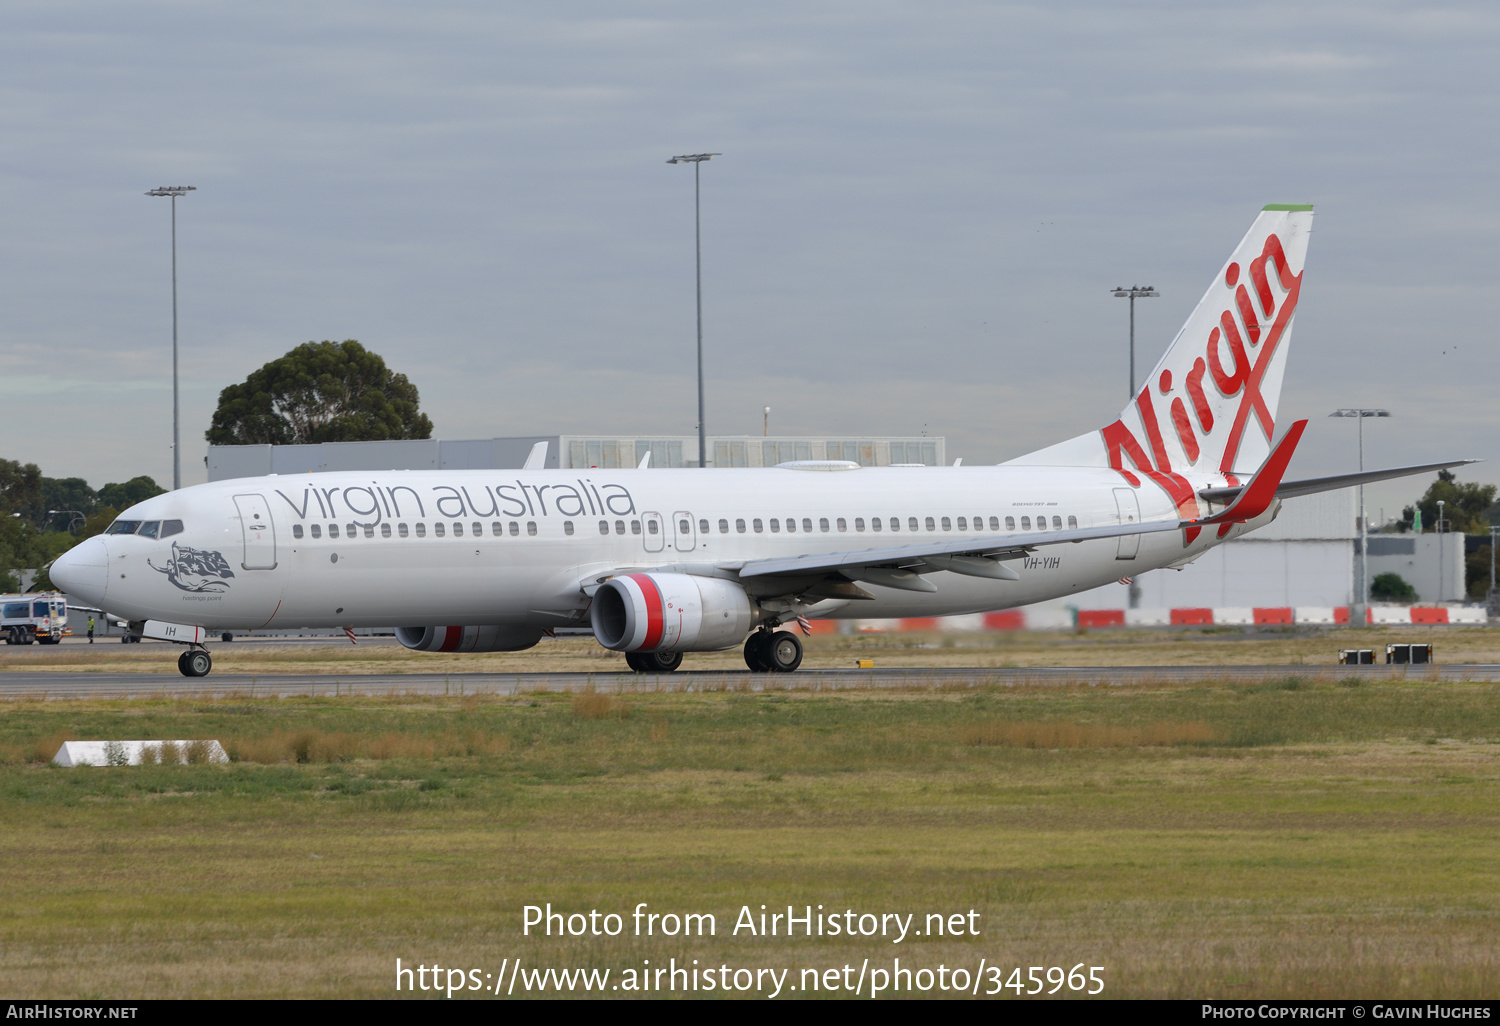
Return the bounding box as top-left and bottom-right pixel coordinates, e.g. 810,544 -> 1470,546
50,536 -> 108,606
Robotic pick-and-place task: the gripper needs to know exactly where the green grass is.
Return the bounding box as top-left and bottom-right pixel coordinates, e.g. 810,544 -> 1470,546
2,680 -> 1499,998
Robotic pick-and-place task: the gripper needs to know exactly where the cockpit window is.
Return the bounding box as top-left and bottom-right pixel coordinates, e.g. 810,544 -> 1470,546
138,521 -> 161,539
105,520 -> 141,535
161,520 -> 184,538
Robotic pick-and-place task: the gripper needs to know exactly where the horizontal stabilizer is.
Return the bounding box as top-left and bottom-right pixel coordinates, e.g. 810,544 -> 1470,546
1199,459 -> 1481,505
1192,419 -> 1306,526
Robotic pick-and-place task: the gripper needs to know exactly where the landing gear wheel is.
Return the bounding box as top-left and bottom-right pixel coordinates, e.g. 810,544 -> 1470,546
179,649 -> 212,678
767,631 -> 803,673
644,650 -> 682,673
626,650 -> 682,673
743,632 -> 769,672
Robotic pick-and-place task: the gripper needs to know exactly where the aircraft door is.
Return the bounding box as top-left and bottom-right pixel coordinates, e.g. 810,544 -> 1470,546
1112,488 -> 1140,560
233,494 -> 278,570
642,512 -> 666,553
672,511 -> 696,552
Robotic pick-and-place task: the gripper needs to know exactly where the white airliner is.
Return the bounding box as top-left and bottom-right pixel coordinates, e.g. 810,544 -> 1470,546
51,205 -> 1466,677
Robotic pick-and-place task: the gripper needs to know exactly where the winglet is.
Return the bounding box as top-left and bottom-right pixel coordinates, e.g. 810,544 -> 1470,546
1192,419 -> 1308,526
523,441 -> 549,470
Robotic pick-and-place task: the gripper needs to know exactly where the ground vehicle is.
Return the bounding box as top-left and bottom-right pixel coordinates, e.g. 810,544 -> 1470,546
1,592 -> 69,645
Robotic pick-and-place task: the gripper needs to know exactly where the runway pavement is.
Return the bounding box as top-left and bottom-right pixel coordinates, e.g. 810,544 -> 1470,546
2,663 -> 1498,699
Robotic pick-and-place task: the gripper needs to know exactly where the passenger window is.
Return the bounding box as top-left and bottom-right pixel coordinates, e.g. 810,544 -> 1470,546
1004,517 -> 1014,531
454,522 -> 464,537
311,524 -> 322,539
105,520 -> 141,535
564,521 -> 574,536
871,517 -> 882,532
835,517 -> 846,532
648,520 -> 660,535
381,523 -> 392,538
492,522 -> 502,536
990,516 -> 1001,531
512,522 -> 522,536
527,522 -> 537,536
736,519 -> 747,533
925,517 -> 936,531
631,520 -> 641,535
363,524 -> 374,538
699,519 -> 709,534
854,517 -> 864,532
1053,516 -> 1062,530
472,522 -> 481,536
940,517 -> 951,531
956,517 -> 966,531
292,524 -> 304,539
785,518 -> 795,533
892,517 -> 901,531
329,524 -> 340,539
139,521 -> 160,539
753,519 -> 763,533
770,519 -> 781,533
1068,515 -> 1078,529
415,523 -> 425,538
161,520 -> 184,538
803,518 -> 813,533
435,522 -> 445,537
822,518 -> 831,532
719,519 -> 729,534
616,520 -> 626,535
1021,516 -> 1031,530
399,523 -> 409,537
600,520 -> 610,535
347,523 -> 357,538
679,519 -> 690,534
1039,517 -> 1049,531
908,517 -> 919,532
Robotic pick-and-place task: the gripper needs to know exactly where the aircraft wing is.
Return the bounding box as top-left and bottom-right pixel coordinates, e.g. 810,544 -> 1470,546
1198,459 -> 1479,505
730,519 -> 1186,592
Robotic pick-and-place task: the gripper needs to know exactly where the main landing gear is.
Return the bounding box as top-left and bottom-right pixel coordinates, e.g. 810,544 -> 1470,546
744,630 -> 802,673
625,650 -> 684,673
177,649 -> 212,678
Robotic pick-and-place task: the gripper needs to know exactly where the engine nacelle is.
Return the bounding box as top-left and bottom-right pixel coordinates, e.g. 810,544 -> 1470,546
395,625 -> 544,653
591,573 -> 753,653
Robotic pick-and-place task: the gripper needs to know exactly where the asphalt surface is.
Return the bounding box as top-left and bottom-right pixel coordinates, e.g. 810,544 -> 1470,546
2,664 -> 1498,699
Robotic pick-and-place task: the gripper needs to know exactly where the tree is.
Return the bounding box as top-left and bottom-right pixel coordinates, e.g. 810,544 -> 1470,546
205,340 -> 433,445
41,476 -> 98,530
1371,572 -> 1417,603
1397,471 -> 1497,534
0,459 -> 44,524
98,476 -> 165,511
1468,545 -> 1492,600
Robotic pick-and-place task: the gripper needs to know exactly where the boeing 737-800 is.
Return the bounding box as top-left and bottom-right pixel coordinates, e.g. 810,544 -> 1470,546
51,205 -> 1468,677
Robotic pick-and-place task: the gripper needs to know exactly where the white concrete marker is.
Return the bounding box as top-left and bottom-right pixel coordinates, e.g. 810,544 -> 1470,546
53,740 -> 228,766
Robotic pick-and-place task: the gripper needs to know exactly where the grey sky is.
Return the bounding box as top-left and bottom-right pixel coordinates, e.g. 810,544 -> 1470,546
2,2 -> 1496,518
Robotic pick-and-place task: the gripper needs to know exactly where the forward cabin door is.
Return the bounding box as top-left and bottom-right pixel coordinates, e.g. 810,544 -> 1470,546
672,511 -> 696,552
233,494 -> 278,570
642,512 -> 666,553
1112,488 -> 1140,560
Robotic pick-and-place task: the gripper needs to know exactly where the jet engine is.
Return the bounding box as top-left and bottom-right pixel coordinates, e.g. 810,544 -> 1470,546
395,625 -> 544,653
590,573 -> 753,653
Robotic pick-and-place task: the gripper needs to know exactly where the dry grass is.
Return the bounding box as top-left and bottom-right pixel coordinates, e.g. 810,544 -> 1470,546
6,624 -> 1500,676
224,727 -> 510,763
959,719 -> 1215,747
572,686 -> 629,720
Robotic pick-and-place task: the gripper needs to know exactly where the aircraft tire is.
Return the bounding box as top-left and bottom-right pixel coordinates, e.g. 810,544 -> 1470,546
767,631 -> 803,673
183,650 -> 212,678
743,632 -> 772,673
645,650 -> 682,673
624,652 -> 647,672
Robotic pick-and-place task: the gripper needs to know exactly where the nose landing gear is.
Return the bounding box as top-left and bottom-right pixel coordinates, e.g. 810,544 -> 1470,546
177,648 -> 212,678
744,629 -> 802,673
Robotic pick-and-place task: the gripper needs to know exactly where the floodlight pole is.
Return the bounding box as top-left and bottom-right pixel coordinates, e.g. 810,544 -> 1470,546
667,153 -> 720,467
1112,285 -> 1159,397
147,186 -> 196,490
1330,409 -> 1391,623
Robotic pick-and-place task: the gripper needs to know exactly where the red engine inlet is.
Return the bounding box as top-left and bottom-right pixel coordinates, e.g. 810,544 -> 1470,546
395,625 -> 543,653
591,573 -> 753,653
